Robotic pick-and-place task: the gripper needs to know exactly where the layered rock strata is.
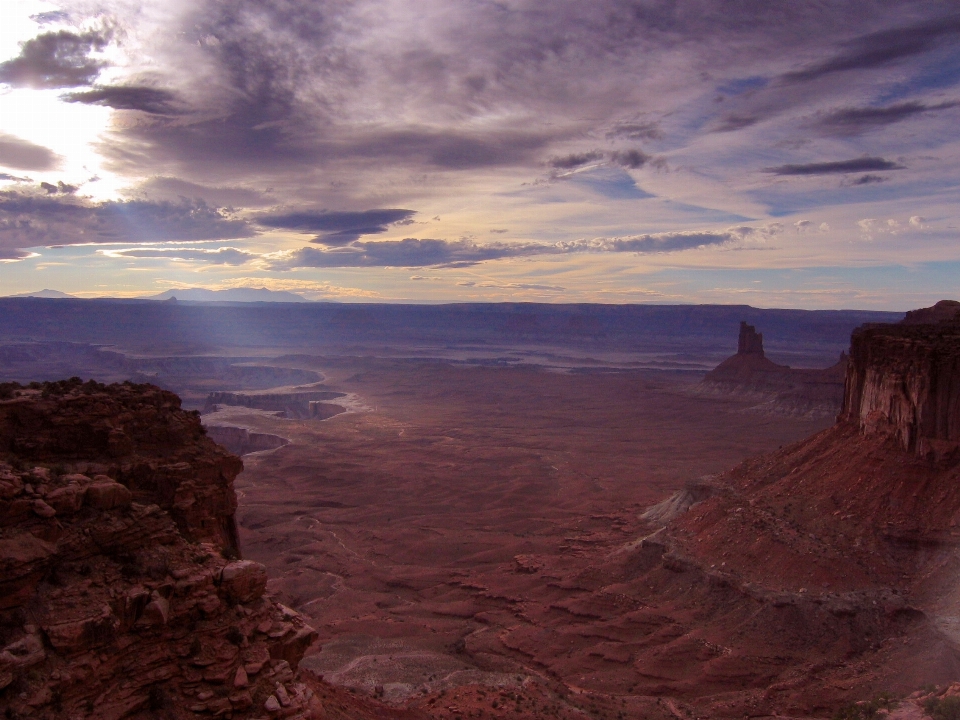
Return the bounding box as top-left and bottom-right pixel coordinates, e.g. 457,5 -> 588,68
842,309 -> 960,459
0,379 -> 319,719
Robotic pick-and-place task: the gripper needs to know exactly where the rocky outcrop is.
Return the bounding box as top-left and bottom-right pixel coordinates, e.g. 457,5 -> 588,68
0,379 -> 321,719
841,306 -> 960,460
697,322 -> 847,418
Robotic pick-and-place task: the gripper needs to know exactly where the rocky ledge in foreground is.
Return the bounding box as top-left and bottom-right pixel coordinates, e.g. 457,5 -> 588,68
0,379 -> 319,719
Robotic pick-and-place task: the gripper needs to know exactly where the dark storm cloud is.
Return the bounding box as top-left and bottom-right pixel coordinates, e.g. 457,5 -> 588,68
63,86 -> 183,114
549,151 -> 604,170
610,149 -> 653,169
783,13 -> 960,83
0,30 -> 109,89
814,101 -> 960,134
0,191 -> 253,257
266,229 -> 743,269
0,135 -> 61,171
256,209 -> 416,246
764,157 -> 904,176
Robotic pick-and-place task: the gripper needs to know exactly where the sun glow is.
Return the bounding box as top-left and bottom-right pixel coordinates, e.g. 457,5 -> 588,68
0,3 -> 128,199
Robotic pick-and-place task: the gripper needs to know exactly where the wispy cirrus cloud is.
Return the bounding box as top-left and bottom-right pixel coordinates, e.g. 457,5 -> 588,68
101,246 -> 257,265
764,157 -> 905,176
813,101 -> 960,135
265,225 -> 781,269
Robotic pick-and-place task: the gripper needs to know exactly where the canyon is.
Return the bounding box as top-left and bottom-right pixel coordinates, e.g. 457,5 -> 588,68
1,301 -> 958,718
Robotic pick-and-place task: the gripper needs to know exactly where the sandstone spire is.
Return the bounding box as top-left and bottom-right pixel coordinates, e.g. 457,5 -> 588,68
737,321 -> 764,357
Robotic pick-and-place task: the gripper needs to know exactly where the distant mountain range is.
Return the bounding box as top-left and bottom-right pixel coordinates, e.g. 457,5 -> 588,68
5,289 -> 76,299
146,288 -> 310,303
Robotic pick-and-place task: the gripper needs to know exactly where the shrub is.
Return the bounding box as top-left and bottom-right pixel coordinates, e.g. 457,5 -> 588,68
924,696 -> 960,720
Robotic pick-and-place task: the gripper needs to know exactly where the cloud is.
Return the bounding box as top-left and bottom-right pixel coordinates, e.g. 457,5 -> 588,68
40,181 -> 78,194
457,281 -> 566,292
814,101 -> 959,134
159,277 -> 380,299
133,177 -> 272,208
0,30 -> 109,89
549,151 -> 604,170
0,134 -> 61,171
0,173 -> 32,182
62,85 -> 183,114
713,115 -> 761,132
782,13 -> 960,83
0,191 -> 254,257
606,121 -> 663,141
31,11 -> 71,25
610,149 -> 654,169
857,216 -> 928,237
102,246 -> 256,265
265,225 -> 775,269
256,209 -> 417,245
764,157 -> 904,175
844,174 -> 888,186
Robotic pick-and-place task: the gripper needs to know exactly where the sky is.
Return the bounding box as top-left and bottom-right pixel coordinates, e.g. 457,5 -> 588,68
0,1 -> 958,308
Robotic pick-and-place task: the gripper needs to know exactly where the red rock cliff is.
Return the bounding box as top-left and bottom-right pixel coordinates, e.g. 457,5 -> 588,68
841,310 -> 960,460
0,379 -> 320,719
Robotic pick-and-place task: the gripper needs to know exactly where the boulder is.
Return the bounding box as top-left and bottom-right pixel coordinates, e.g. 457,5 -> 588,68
32,498 -> 56,518
219,560 -> 268,604
84,481 -> 133,510
45,484 -> 84,514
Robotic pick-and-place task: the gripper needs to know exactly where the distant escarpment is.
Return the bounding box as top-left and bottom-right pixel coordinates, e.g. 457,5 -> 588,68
0,379 -> 321,719
697,321 -> 847,418
628,303 -> 960,714
842,302 -> 960,461
203,390 -> 346,421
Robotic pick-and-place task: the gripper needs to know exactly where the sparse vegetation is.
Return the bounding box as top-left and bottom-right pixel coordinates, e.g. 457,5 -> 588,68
924,696 -> 960,720
833,693 -> 897,720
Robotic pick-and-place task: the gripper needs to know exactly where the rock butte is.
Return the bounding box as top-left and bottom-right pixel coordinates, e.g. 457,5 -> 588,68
698,320 -> 849,418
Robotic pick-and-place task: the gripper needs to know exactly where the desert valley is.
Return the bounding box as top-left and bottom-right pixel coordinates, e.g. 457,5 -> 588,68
1,298 -> 959,719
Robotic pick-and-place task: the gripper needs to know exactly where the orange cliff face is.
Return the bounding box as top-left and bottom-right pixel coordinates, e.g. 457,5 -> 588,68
841,313 -> 960,461
0,380 -> 322,719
